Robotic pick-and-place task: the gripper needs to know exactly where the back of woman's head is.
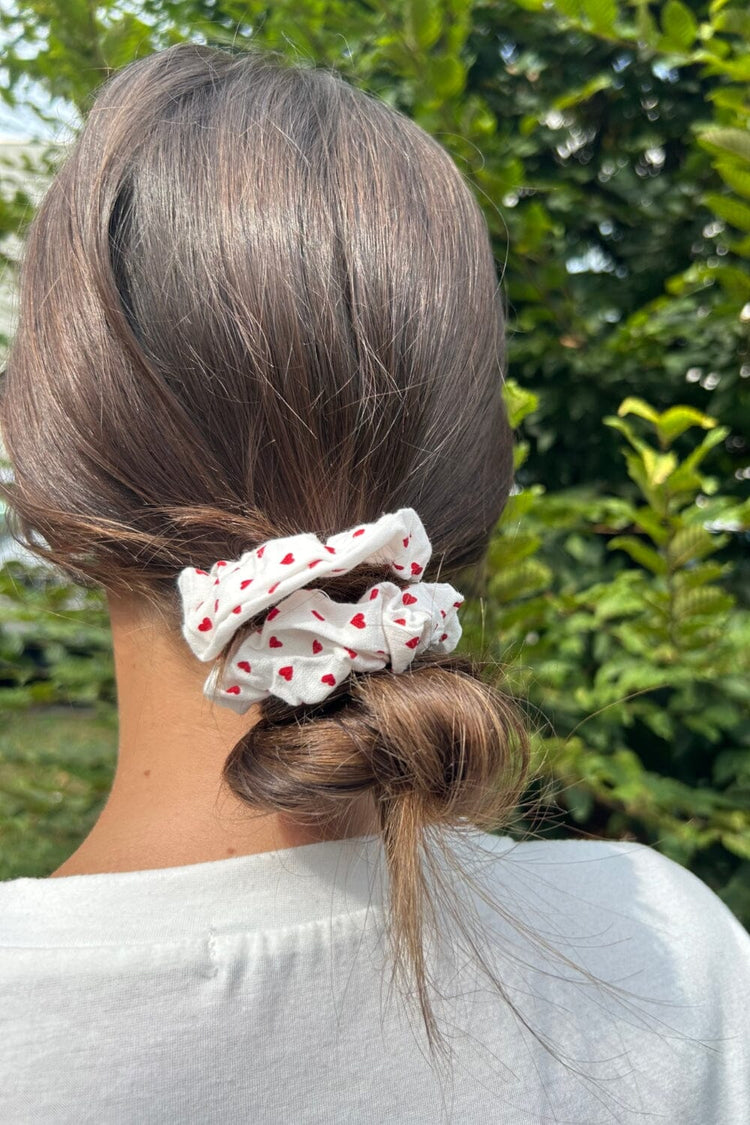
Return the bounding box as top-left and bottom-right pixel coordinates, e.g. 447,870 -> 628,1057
0,42 -> 531,1056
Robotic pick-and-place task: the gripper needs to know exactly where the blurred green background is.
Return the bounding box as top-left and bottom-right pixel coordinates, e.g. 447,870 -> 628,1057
0,0 -> 748,925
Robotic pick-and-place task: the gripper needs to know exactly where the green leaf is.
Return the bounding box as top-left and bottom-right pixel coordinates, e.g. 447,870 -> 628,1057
661,0 -> 698,48
565,783 -> 594,822
503,379 -> 540,429
617,396 -> 660,425
672,586 -> 735,619
635,0 -> 659,44
665,428 -> 729,496
638,706 -> 675,741
604,415 -> 651,457
581,0 -> 618,32
704,192 -> 750,232
488,557 -> 552,601
667,525 -> 719,569
712,266 -> 750,300
622,450 -> 652,496
632,507 -> 669,546
714,7 -> 750,36
553,0 -> 583,19
409,0 -> 442,50
553,74 -> 613,110
682,425 -> 730,472
475,158 -> 524,197
698,127 -> 750,164
715,160 -> 750,200
656,406 -> 717,443
714,749 -> 750,787
429,55 -> 466,98
642,447 -> 677,486
607,535 -> 667,575
675,561 -> 729,589
493,530 -> 542,568
513,441 -> 530,471
721,832 -> 750,861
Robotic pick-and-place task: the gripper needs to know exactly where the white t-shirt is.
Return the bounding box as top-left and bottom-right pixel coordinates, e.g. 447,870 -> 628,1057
1,829 -> 748,1124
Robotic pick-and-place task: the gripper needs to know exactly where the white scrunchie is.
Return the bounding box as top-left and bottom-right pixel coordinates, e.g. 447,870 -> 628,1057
177,508 -> 464,711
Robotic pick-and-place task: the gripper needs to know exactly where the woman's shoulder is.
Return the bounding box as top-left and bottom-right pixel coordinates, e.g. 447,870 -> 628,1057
448,829 -> 750,1051
467,828 -> 738,902
437,831 -> 750,1122
453,829 -> 750,965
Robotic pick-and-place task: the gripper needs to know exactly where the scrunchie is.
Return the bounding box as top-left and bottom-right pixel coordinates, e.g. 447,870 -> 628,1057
177,508 -> 464,711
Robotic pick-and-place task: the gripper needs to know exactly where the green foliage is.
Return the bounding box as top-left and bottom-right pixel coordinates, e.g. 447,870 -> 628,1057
461,386 -> 750,924
0,559 -> 114,707
0,707 -> 117,879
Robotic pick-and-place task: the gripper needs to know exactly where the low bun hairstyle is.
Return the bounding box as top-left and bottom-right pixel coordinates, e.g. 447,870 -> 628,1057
0,43 -> 534,1057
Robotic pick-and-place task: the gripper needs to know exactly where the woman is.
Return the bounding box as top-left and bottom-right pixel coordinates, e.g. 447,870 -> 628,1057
0,42 -> 747,1124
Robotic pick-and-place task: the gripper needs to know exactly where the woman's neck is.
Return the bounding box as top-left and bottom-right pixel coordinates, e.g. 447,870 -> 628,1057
50,593 -> 379,878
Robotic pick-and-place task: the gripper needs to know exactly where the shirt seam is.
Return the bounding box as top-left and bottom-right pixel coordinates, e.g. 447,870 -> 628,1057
0,900 -> 387,951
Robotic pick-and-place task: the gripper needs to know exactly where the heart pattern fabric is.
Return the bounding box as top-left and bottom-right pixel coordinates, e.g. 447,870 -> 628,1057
178,508 -> 464,711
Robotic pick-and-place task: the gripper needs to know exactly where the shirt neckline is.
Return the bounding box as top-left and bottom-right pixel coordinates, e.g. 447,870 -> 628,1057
0,832 -> 391,947
0,828 -> 521,949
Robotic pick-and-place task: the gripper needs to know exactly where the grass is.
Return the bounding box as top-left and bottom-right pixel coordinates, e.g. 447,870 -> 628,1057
0,705 -> 117,880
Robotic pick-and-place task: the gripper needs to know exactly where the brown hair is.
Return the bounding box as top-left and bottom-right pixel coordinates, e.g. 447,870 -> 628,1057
0,42 -> 535,1059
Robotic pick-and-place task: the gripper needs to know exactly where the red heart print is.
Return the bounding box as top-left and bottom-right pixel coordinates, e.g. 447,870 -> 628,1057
453,600 -> 463,608
281,553 -> 294,565
214,599 -> 219,613
278,666 -> 294,681
440,633 -> 448,642
237,661 -> 252,673
411,562 -> 423,576
312,610 -> 325,621
393,563 -> 404,571
369,588 -> 379,600
195,568 -> 208,576
268,581 -> 280,594
240,579 -> 253,590
257,546 -> 265,558
267,606 -> 280,621
394,618 -> 406,626
440,609 -> 446,618
217,560 -> 227,567
344,647 -> 358,659
269,636 -> 283,648
402,592 -> 418,606
353,529 -> 365,537
197,617 -> 212,632
312,639 -> 323,654
405,637 -> 420,649
325,546 -> 336,554
214,578 -> 220,586
232,605 -> 242,614
321,674 -> 336,686
308,559 -> 322,568
350,613 -> 366,629
402,537 -> 410,548
226,685 -> 240,695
